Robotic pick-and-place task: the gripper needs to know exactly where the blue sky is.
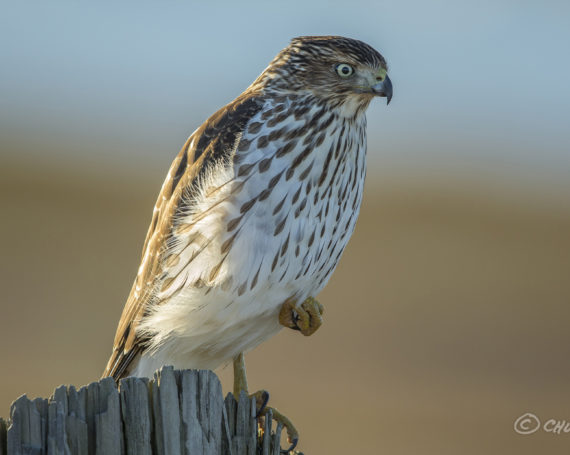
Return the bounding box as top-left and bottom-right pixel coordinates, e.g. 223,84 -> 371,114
1,0 -> 569,183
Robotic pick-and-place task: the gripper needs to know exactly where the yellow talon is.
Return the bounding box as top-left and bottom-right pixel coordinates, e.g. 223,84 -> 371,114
279,296 -> 324,336
259,406 -> 299,453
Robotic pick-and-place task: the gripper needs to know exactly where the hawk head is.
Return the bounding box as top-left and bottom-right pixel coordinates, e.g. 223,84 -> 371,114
256,36 -> 392,108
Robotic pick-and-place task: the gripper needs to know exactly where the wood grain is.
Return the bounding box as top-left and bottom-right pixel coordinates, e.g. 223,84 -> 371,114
1,368 -> 293,455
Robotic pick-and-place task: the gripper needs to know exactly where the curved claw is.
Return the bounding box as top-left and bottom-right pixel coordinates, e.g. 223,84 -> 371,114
264,407 -> 299,453
279,296 -> 324,336
252,390 -> 270,418
281,436 -> 299,454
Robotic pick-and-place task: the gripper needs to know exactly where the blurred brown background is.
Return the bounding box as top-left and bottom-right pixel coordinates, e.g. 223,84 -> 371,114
1,1 -> 570,454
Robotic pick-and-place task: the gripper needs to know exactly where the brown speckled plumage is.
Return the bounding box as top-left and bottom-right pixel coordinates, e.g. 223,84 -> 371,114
103,36 -> 392,381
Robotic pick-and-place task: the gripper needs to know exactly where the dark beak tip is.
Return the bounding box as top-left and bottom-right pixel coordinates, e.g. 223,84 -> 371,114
385,75 -> 393,105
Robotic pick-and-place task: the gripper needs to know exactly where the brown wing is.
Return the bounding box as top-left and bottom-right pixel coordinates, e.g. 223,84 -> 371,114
102,93 -> 264,380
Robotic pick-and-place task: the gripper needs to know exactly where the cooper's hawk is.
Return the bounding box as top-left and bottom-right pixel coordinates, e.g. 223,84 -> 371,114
103,35 -> 391,449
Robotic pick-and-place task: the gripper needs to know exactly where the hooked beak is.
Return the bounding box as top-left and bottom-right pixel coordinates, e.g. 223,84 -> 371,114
371,75 -> 393,105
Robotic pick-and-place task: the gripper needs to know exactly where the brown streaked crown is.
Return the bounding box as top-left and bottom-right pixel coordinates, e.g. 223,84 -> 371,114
252,36 -> 388,104
289,36 -> 387,69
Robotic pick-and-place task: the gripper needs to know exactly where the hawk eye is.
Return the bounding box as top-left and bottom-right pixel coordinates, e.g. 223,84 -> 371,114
335,63 -> 354,78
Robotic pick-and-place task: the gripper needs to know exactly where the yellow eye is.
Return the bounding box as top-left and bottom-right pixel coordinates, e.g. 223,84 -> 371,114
335,63 -> 354,78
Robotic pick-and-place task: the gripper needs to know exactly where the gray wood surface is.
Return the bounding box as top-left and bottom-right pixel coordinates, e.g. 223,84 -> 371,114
1,367 -> 298,455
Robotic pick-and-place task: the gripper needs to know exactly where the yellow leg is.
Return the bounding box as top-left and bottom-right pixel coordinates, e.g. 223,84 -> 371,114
233,352 -> 248,397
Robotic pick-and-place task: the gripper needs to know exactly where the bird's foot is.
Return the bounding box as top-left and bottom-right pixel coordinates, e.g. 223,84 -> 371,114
234,355 -> 298,452
249,389 -> 298,453
257,403 -> 299,453
279,296 -> 324,336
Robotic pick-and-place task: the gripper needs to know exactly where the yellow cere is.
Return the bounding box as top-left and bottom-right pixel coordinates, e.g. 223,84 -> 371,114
375,67 -> 387,81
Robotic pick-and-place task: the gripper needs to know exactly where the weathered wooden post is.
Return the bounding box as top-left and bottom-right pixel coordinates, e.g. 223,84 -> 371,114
0,367 -> 297,455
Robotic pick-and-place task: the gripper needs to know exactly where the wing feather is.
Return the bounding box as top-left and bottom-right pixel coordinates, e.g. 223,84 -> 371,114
103,94 -> 264,380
